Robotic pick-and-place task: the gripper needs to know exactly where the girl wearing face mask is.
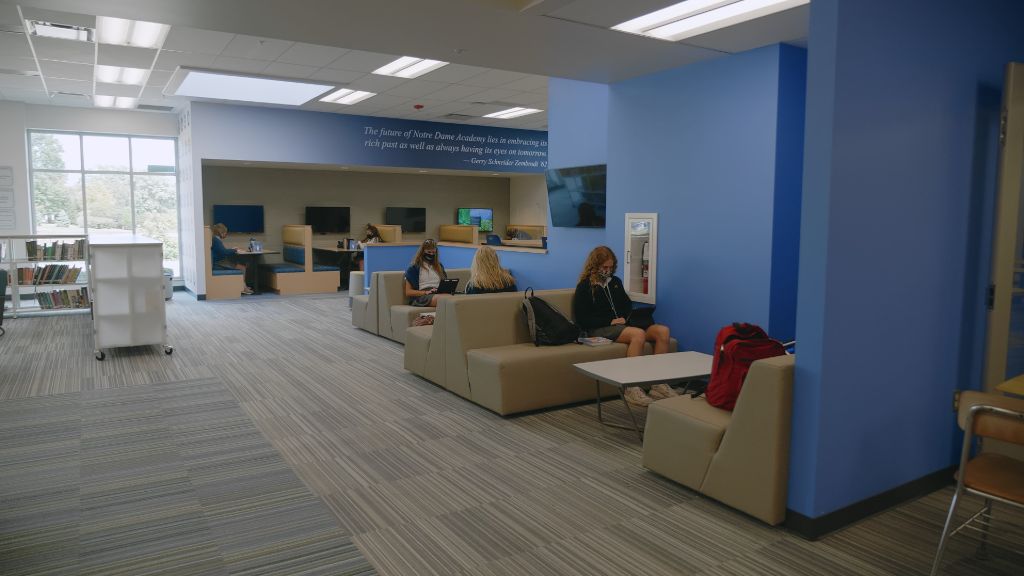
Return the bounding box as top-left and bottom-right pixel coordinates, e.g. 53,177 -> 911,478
573,246 -> 674,407
405,239 -> 450,307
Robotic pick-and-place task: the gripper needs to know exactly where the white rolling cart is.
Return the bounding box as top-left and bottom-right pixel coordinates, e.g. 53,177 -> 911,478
89,234 -> 172,360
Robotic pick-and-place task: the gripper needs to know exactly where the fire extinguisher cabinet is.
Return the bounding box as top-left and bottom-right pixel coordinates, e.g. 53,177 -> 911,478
623,213 -> 657,304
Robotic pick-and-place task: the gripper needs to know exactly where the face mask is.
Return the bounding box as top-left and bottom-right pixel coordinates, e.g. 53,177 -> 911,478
424,253 -> 435,262
598,270 -> 611,280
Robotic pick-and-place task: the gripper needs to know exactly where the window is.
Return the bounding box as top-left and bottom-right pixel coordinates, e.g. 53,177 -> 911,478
29,131 -> 180,276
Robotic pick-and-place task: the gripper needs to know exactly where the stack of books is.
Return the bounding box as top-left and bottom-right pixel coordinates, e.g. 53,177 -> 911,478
18,265 -> 83,285
35,286 -> 90,309
24,239 -> 87,261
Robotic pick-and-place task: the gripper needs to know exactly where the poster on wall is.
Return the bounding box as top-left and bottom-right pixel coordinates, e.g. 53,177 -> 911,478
0,166 -> 14,230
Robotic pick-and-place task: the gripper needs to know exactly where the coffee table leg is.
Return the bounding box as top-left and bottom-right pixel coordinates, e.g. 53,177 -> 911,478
618,388 -> 644,442
595,380 -> 604,423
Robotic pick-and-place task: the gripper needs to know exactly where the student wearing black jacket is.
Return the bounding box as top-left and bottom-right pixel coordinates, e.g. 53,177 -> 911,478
573,246 -> 673,407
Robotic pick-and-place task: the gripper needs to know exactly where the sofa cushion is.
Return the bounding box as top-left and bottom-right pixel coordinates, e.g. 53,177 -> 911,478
643,395 -> 731,491
212,268 -> 243,276
262,263 -> 304,273
389,304 -> 434,344
283,244 -> 305,265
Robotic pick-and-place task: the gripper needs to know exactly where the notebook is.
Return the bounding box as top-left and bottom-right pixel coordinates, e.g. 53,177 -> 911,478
626,306 -> 656,328
435,278 -> 460,294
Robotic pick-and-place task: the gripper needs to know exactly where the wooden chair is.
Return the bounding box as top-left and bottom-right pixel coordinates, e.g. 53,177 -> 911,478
930,391 -> 1024,575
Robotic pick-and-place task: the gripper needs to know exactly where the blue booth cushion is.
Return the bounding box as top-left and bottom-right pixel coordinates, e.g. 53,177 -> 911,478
314,264 -> 340,272
212,268 -> 243,276
283,245 -> 305,265
261,263 -> 304,273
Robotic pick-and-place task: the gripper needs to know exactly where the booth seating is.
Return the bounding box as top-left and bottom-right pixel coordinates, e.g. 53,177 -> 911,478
505,224 -> 546,240
373,224 -> 402,243
439,224 -> 479,244
642,354 -> 794,525
375,268 -> 471,343
260,225 -> 339,295
404,289 -> 676,416
203,226 -> 245,300
351,272 -> 379,334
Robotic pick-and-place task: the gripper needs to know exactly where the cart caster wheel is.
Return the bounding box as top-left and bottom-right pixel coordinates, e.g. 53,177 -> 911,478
164,346 -> 173,355
95,351 -> 105,361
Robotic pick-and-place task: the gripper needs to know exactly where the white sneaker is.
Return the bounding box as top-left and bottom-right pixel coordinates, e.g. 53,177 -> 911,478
649,383 -> 679,400
623,387 -> 653,407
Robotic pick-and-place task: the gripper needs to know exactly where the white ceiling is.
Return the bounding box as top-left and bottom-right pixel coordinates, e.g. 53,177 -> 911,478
0,1 -> 809,130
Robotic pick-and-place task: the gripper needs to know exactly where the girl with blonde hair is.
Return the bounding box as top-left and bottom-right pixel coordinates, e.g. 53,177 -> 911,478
466,246 -> 517,294
573,245 -> 673,406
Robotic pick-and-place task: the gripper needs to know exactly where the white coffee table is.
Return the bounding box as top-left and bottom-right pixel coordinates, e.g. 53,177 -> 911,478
574,351 -> 714,440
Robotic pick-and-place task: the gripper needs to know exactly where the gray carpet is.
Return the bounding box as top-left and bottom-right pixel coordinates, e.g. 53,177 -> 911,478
0,376 -> 374,576
0,293 -> 1022,575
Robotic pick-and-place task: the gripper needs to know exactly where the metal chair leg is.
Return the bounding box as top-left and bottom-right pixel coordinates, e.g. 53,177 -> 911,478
976,497 -> 993,560
930,488 -> 962,576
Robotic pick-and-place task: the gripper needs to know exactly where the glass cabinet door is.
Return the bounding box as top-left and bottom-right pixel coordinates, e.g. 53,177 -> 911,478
623,213 -> 657,304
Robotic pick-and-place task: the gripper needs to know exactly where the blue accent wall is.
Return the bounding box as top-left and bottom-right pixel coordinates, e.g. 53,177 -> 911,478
604,45 -> 803,353
791,0 -> 1024,518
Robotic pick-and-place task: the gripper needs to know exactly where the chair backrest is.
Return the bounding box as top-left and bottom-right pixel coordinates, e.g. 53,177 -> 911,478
486,234 -> 502,246
374,224 -> 402,243
438,224 -> 478,244
281,224 -> 312,271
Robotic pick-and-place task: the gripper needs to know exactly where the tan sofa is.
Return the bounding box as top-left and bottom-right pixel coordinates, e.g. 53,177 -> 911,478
642,354 -> 794,525
351,272 -> 380,334
376,268 -> 471,343
405,289 -> 676,415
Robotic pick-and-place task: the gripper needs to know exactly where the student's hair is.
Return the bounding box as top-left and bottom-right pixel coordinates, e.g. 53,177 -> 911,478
411,239 -> 443,274
578,245 -> 617,286
469,246 -> 515,291
363,223 -> 381,242
211,223 -> 228,237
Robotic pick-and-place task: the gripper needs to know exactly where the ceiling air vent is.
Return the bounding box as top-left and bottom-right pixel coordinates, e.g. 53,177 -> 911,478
0,68 -> 39,76
441,113 -> 474,120
138,104 -> 175,112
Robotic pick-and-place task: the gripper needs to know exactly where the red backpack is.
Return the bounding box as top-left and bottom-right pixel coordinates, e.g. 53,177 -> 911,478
706,323 -> 786,410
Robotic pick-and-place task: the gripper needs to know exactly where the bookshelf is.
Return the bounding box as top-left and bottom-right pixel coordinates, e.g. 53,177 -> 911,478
0,234 -> 90,318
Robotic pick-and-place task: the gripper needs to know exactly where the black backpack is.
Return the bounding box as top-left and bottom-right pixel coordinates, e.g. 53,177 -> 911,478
521,287 -> 581,346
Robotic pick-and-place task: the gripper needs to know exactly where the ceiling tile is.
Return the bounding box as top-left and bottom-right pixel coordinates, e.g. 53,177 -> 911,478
0,74 -> 45,90
153,50 -> 216,71
461,69 -> 530,88
0,4 -> 23,28
403,99 -> 477,116
38,59 -> 93,82
146,69 -> 173,88
46,77 -> 93,95
211,56 -> 270,74
220,35 -> 292,60
324,50 -> 398,73
0,89 -> 51,104
460,87 -> 522,105
423,63 -> 491,84
30,36 -> 94,64
262,62 -> 318,79
383,79 -> 449,99
277,43 -> 347,67
421,83 -> 485,101
345,74 -> 407,93
94,81 -> 140,97
0,55 -> 38,74
98,44 -> 159,69
308,68 -> 366,85
489,91 -> 545,107
343,93 -> 408,111
0,32 -> 33,59
141,86 -> 166,99
499,74 -> 548,93
163,27 -> 234,55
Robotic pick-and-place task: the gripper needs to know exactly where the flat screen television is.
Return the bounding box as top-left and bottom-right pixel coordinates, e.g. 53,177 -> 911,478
212,204 -> 264,233
456,207 -> 494,232
305,206 -> 351,234
545,164 -> 607,228
385,207 -> 426,233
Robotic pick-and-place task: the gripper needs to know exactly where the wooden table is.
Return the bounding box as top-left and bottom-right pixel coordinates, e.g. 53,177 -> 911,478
234,249 -> 279,294
312,246 -> 362,290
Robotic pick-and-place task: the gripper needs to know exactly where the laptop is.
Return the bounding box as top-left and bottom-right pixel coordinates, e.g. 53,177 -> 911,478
435,278 -> 460,294
626,306 -> 656,328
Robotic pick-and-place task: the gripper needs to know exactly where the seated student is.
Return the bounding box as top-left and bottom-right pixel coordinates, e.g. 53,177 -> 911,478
573,245 -> 673,406
465,245 -> 517,294
210,223 -> 254,295
404,239 -> 450,307
352,223 -> 383,271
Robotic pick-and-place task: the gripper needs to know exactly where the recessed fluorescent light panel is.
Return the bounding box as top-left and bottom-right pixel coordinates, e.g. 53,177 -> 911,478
165,68 -> 334,106
94,95 -> 137,109
319,89 -> 376,105
28,20 -> 94,42
96,16 -> 170,49
372,56 -> 448,79
483,107 -> 542,119
96,65 -> 148,85
612,0 -> 808,42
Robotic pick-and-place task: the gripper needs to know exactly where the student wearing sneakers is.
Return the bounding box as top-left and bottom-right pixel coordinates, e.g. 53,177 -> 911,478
405,239 -> 450,307
210,223 -> 254,295
573,245 -> 673,406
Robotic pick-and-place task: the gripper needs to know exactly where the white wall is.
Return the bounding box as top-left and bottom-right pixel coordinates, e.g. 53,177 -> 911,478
0,102 -> 30,235
509,174 -> 547,227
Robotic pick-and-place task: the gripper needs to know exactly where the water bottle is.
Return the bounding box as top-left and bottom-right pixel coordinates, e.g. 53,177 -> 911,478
248,237 -> 256,252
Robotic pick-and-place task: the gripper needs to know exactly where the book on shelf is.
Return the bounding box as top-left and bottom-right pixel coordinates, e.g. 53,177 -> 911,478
578,336 -> 613,346
35,286 -> 89,310
23,238 -> 86,261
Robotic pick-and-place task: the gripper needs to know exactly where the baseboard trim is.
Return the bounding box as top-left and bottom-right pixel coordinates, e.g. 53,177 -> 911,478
784,467 -> 953,540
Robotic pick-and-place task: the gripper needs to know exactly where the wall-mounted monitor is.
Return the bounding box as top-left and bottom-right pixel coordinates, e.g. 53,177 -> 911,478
545,164 -> 607,228
456,207 -> 494,232
385,207 -> 426,233
212,204 -> 265,233
305,206 -> 351,234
